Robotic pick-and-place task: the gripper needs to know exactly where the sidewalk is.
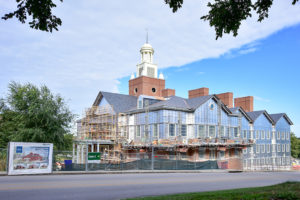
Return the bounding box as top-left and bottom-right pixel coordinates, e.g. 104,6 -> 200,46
0,169 -> 229,176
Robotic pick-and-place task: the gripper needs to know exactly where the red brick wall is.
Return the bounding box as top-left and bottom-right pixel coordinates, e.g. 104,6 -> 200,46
129,76 -> 165,97
216,92 -> 233,108
188,87 -> 209,98
162,88 -> 175,97
234,96 -> 253,112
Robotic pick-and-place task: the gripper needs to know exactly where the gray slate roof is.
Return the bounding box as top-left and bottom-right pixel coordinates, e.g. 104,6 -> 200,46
247,110 -> 265,122
269,113 -> 293,125
96,91 -> 137,113
247,110 -> 274,124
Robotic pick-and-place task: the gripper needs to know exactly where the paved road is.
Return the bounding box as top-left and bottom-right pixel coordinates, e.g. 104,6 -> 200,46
0,172 -> 300,200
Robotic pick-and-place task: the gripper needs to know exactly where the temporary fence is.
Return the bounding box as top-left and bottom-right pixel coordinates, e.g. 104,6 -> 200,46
52,151 -> 244,172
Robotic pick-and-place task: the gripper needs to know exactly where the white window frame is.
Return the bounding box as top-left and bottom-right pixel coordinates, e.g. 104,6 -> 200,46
261,131 -> 265,139
198,125 -> 206,138
220,126 -> 226,137
286,132 -> 289,140
261,144 -> 265,153
267,131 -> 270,139
272,144 -> 276,153
208,125 -> 216,138
256,131 -> 260,139
286,144 -> 289,152
153,124 -> 159,138
233,127 -> 239,138
267,144 -> 270,153
277,144 -> 281,152
281,132 -> 285,140
256,144 -> 260,153
282,144 -> 285,152
277,131 -> 280,140
181,124 -> 187,137
136,125 -> 141,137
169,124 -> 176,137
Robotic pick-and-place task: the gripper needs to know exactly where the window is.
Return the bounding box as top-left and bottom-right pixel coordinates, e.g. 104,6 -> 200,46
198,125 -> 206,138
219,151 -> 225,159
277,131 -> 280,140
272,144 -> 276,152
282,144 -> 285,152
286,144 -> 290,152
261,144 -> 265,153
209,149 -> 216,159
286,132 -> 289,140
199,148 -> 205,159
282,157 -> 285,165
256,144 -> 260,153
153,124 -> 158,137
209,126 -> 216,138
181,124 -> 187,136
267,144 -> 270,153
227,127 -> 230,137
136,125 -> 141,137
169,124 -> 175,137
220,126 -> 226,137
261,131 -> 265,139
281,132 -> 285,140
277,144 -> 281,152
243,130 -> 247,139
256,131 -> 260,139
233,127 -> 239,137
138,100 -> 143,109
267,131 -> 270,139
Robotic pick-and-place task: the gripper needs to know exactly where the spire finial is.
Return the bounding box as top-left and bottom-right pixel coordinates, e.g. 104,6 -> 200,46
146,28 -> 148,43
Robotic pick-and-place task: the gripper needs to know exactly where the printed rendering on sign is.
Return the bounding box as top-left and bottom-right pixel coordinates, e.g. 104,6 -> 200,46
8,142 -> 53,175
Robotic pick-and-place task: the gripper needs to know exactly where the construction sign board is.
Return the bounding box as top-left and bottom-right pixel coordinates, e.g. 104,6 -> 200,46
8,142 -> 53,175
88,152 -> 101,163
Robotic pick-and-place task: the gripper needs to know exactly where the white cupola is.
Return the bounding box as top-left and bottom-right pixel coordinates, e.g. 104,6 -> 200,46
136,34 -> 158,79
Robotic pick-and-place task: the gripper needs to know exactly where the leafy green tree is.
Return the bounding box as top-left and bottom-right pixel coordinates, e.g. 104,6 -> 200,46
165,0 -> 299,39
291,132 -> 300,158
2,1 -> 299,38
0,82 -> 74,150
2,0 -> 63,32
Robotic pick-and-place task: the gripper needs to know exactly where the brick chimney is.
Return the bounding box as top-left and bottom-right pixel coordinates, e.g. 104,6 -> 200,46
234,96 -> 253,112
188,87 -> 209,99
162,88 -> 175,98
216,92 -> 233,108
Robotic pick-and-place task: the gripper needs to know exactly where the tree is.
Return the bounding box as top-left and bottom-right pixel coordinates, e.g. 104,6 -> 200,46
2,0 -> 63,32
2,1 -> 299,38
291,132 -> 300,159
0,82 -> 74,150
165,0 -> 299,39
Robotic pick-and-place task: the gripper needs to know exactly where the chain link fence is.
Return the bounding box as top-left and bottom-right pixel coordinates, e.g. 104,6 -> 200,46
52,151 -> 244,172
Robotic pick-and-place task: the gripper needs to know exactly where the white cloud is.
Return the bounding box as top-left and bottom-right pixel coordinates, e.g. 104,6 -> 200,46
254,96 -> 271,103
0,0 -> 300,116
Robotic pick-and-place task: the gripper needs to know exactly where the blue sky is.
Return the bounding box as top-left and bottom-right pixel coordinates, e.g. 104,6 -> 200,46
119,24 -> 300,135
0,1 -> 300,135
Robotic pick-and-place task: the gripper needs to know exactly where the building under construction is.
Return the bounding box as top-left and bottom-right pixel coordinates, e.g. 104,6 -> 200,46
74,41 -> 293,171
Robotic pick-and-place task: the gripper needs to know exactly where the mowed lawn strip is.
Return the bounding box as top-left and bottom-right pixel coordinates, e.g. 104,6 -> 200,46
126,182 -> 300,200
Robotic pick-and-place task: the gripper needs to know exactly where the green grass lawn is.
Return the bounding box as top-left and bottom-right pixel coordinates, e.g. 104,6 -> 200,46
127,182 -> 300,200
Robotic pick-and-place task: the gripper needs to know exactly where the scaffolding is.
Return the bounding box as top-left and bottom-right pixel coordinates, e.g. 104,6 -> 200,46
79,105 -> 117,141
